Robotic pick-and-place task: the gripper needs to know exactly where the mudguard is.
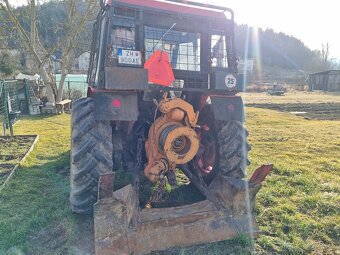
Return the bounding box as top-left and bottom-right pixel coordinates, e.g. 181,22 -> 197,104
210,71 -> 245,92
210,96 -> 244,122
91,90 -> 138,121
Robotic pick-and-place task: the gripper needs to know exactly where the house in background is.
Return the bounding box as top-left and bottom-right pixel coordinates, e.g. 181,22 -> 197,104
78,52 -> 90,71
309,70 -> 340,91
50,55 -> 62,73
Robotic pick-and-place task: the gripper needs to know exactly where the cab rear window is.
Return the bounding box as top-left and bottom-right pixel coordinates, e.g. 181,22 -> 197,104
109,26 -> 136,63
144,26 -> 201,71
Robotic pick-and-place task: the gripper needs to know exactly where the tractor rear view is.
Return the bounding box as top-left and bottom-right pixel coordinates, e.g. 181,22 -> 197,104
70,1 -> 272,254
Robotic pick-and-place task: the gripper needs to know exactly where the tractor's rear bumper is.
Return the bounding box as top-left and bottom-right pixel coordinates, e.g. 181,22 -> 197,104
95,188 -> 258,254
94,165 -> 272,255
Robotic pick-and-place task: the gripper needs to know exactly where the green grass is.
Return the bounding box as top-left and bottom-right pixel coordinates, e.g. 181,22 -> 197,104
242,90 -> 340,104
0,115 -> 82,255
0,93 -> 339,254
243,91 -> 340,120
246,107 -> 340,254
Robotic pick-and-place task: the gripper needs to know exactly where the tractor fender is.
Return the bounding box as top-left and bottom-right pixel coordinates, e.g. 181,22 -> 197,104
210,96 -> 244,123
89,87 -> 138,121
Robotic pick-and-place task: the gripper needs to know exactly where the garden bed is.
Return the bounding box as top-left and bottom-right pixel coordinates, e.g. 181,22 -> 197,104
0,135 -> 39,189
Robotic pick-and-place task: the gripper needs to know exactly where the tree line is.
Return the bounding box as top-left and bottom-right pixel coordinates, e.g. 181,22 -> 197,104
235,24 -> 334,72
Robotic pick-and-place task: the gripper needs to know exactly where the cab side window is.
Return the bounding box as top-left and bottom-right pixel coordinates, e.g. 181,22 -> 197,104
211,35 -> 228,68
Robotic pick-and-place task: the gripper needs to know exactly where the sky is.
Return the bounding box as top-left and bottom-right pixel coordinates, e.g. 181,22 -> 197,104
11,0 -> 340,60
210,0 -> 340,60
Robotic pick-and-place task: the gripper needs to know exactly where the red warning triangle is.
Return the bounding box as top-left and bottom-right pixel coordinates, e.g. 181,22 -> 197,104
144,50 -> 175,86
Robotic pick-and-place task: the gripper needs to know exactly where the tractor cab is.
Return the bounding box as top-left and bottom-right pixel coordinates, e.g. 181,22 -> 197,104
88,0 -> 242,93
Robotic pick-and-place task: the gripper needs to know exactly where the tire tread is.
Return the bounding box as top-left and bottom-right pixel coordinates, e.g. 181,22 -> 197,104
70,97 -> 113,214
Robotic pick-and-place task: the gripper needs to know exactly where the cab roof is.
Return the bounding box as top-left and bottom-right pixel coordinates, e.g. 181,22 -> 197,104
111,0 -> 231,19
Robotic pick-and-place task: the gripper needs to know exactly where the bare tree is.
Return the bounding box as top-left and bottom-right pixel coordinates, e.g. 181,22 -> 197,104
0,0 -> 98,104
321,43 -> 329,62
321,42 -> 330,67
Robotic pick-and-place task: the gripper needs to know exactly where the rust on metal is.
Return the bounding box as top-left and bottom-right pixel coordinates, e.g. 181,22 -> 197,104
98,173 -> 114,200
249,164 -> 273,184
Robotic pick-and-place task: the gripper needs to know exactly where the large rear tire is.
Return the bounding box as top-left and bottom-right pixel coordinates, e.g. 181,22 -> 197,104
70,97 -> 113,214
198,105 -> 250,180
215,120 -> 250,179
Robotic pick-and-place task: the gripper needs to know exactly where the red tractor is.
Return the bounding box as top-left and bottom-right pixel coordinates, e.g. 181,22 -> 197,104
70,1 -> 271,254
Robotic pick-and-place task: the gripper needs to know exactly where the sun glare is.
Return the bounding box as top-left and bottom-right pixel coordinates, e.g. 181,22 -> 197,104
251,27 -> 263,82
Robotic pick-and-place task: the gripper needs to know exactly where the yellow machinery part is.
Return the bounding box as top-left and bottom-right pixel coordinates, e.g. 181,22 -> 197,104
160,124 -> 199,164
143,96 -> 199,182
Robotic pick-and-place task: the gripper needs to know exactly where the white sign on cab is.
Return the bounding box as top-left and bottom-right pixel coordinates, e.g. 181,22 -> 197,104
118,48 -> 142,66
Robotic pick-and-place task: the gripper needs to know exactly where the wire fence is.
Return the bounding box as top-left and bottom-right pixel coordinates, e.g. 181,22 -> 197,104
56,74 -> 88,100
0,76 -> 88,134
0,80 -> 25,134
62,81 -> 88,100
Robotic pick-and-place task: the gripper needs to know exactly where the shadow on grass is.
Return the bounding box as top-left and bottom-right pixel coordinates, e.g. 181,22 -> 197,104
2,150 -> 254,255
0,149 -> 95,255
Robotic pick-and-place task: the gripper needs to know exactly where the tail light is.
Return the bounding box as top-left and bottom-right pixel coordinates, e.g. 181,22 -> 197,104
112,99 -> 121,108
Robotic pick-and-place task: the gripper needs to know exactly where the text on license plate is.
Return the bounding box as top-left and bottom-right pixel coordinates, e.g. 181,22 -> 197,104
118,49 -> 142,66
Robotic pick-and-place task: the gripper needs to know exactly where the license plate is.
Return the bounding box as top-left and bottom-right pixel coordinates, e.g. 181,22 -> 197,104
118,48 -> 142,66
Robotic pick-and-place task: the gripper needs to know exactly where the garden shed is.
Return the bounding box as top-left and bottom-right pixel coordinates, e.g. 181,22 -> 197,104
309,70 -> 340,91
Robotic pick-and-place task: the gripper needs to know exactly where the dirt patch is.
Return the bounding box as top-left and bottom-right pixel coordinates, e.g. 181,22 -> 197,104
246,103 -> 340,120
0,135 -> 38,188
71,215 -> 95,255
26,215 -> 94,255
0,164 -> 14,185
28,224 -> 69,254
0,136 -> 36,165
